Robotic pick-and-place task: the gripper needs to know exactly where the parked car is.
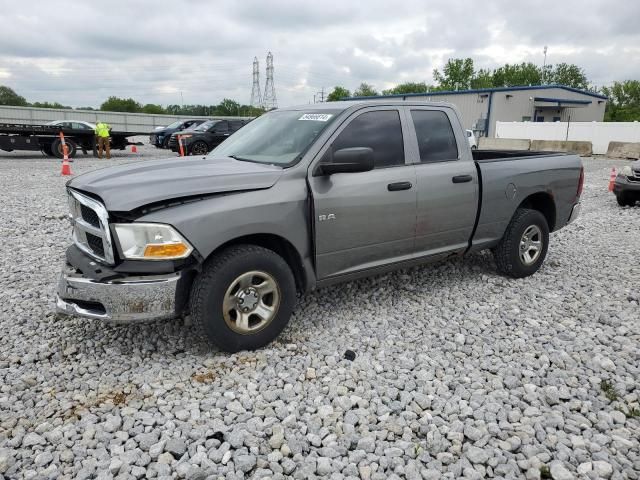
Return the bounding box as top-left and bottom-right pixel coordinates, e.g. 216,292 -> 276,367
168,119 -> 250,155
149,119 -> 207,149
57,101 -> 583,352
466,129 -> 477,149
46,120 -> 97,131
613,161 -> 640,206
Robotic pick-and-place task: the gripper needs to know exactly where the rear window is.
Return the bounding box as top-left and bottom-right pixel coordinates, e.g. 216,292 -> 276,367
410,110 -> 458,162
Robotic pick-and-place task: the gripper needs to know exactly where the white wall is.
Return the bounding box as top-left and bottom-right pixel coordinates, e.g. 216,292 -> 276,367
495,121 -> 640,155
0,105 -> 252,132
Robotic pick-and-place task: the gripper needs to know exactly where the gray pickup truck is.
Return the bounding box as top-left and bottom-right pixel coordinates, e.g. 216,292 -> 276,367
57,101 -> 584,352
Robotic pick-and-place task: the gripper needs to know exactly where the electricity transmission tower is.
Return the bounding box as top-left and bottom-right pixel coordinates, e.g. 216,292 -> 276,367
250,57 -> 262,108
263,52 -> 277,110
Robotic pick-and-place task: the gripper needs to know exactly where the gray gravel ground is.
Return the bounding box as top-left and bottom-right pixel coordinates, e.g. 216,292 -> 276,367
0,145 -> 638,480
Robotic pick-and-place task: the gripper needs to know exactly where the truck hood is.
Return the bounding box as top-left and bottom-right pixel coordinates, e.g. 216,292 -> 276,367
68,156 -> 283,211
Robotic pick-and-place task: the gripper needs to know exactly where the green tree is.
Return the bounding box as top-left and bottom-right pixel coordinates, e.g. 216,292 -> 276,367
76,106 -> 96,111
470,69 -> 494,89
602,80 -> 640,121
0,85 -> 28,106
547,63 -> 589,89
353,82 -> 378,97
433,58 -> 475,90
492,63 -> 542,87
30,101 -> 71,109
327,86 -> 351,101
215,98 -> 242,116
382,82 -> 431,95
141,103 -> 166,114
100,96 -> 142,112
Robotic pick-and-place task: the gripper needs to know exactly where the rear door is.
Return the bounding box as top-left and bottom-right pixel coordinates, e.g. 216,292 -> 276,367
309,107 -> 417,279
405,107 -> 479,257
210,121 -> 230,147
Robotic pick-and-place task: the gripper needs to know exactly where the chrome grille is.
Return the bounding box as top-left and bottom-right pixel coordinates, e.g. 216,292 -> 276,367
630,169 -> 640,182
68,189 -> 114,264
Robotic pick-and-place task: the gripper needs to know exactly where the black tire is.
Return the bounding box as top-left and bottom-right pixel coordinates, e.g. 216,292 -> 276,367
190,140 -> 209,156
42,145 -> 55,156
493,208 -> 549,278
616,193 -> 635,207
190,245 -> 296,352
162,136 -> 171,149
51,138 -> 77,159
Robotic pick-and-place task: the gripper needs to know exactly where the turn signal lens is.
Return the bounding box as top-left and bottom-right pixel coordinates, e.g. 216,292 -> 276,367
144,243 -> 190,258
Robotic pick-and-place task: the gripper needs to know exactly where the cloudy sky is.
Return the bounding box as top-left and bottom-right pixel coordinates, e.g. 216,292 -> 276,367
0,0 -> 638,108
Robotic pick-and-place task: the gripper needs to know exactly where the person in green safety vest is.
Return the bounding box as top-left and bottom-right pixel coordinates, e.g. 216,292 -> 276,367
95,121 -> 111,159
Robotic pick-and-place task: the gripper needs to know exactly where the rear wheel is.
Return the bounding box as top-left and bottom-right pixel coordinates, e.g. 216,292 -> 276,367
190,245 -> 296,352
50,138 -> 77,159
190,140 -> 209,156
493,208 -> 549,278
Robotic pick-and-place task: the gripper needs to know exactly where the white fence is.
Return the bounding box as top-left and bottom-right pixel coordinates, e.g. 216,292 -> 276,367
495,121 -> 640,155
0,105 -> 252,133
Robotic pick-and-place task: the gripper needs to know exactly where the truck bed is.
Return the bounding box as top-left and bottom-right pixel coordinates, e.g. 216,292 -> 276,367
471,151 -> 582,251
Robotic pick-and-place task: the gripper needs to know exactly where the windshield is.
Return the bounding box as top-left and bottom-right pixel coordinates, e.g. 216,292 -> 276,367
166,120 -> 183,129
193,120 -> 218,131
209,110 -> 340,166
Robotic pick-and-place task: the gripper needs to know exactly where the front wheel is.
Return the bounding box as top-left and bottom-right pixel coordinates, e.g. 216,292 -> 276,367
493,208 -> 549,278
190,245 -> 296,352
190,140 -> 209,156
616,192 -> 636,207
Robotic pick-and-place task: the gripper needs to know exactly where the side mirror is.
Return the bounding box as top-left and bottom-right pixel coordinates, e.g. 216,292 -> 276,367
317,147 -> 374,175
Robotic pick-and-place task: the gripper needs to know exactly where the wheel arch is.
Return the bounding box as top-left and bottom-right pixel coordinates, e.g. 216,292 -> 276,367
205,233 -> 307,293
517,191 -> 556,231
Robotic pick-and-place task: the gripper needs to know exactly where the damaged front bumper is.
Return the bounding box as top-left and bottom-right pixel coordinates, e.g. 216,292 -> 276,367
56,262 -> 186,324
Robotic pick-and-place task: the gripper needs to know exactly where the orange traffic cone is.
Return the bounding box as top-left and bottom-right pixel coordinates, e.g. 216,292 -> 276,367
178,135 -> 185,157
61,157 -> 72,176
608,167 -> 616,192
131,145 -> 138,153
59,132 -> 72,176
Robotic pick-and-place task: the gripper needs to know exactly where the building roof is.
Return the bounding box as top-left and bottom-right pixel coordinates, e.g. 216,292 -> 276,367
343,84 -> 608,101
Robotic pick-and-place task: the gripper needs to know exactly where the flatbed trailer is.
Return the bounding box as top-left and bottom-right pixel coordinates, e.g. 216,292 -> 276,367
0,123 -> 147,158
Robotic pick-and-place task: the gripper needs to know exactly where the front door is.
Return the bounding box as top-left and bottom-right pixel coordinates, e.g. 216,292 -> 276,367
405,107 -> 479,257
309,108 -> 417,279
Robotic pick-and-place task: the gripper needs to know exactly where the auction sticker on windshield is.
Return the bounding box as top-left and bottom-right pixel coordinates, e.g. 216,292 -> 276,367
299,114 -> 333,121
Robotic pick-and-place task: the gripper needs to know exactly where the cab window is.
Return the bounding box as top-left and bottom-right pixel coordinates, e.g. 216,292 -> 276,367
332,110 -> 404,169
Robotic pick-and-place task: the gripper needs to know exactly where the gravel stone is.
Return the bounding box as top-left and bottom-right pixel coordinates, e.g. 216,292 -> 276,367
549,461 -> 573,480
465,446 -> 489,464
235,454 -> 257,473
1,154 -> 639,479
592,460 -> 613,478
165,438 -> 187,457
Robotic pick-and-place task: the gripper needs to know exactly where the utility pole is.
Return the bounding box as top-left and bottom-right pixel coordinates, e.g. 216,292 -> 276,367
542,46 -> 548,84
316,87 -> 325,103
263,52 -> 277,110
250,57 -> 262,108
